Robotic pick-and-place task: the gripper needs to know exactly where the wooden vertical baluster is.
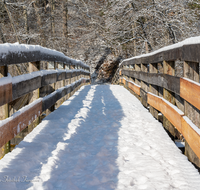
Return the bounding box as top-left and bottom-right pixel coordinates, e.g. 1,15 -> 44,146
157,62 -> 163,97
48,61 -> 56,113
183,61 -> 200,168
149,63 -> 159,119
0,66 -> 10,158
135,64 -> 141,86
28,61 -> 40,132
163,61 -> 176,139
141,64 -> 148,108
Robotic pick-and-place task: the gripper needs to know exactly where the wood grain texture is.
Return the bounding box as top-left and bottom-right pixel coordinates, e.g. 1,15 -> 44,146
0,83 -> 12,107
147,93 -> 162,112
0,100 -> 42,148
161,100 -> 183,133
57,71 -> 66,81
128,81 -> 140,95
180,78 -> 200,111
12,76 -> 42,100
182,117 -> 200,159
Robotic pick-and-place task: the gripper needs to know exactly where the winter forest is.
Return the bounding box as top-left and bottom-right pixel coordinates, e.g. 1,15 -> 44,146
1,0 -> 200,81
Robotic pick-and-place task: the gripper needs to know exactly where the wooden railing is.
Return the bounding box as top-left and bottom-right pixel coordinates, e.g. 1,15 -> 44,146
0,44 -> 90,157
118,38 -> 200,169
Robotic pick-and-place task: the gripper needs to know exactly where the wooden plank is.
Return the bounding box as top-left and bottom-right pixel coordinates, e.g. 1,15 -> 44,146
66,72 -> 72,79
135,64 -> 141,86
133,84 -> 141,96
162,74 -> 180,95
180,78 -> 200,111
182,44 -> 200,63
161,99 -> 183,134
182,61 -> 200,167
0,100 -> 42,148
183,61 -> 200,128
57,71 -> 66,81
140,88 -> 147,105
182,116 -> 200,160
41,73 -> 57,86
123,78 -> 126,85
163,60 -> 176,137
0,83 -> 12,107
149,63 -> 159,119
128,82 -> 134,92
147,93 -> 162,112
0,66 -> 10,157
12,76 -> 42,100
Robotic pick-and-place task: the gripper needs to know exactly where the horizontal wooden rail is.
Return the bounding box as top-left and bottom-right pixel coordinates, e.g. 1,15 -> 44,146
122,70 -> 180,95
121,40 -> 200,66
0,78 -> 90,148
0,44 -> 89,70
121,69 -> 200,113
120,77 -> 200,160
117,37 -> 200,168
0,69 -> 90,107
0,43 -> 91,157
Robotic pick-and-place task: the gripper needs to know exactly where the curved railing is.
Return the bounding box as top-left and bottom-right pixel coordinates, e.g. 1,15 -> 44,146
0,43 -> 90,156
118,36 -> 200,169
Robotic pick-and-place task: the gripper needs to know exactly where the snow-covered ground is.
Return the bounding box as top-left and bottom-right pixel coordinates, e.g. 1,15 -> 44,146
0,85 -> 199,190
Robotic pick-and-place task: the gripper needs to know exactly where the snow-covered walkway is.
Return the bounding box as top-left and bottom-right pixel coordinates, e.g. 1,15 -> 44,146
0,85 -> 200,190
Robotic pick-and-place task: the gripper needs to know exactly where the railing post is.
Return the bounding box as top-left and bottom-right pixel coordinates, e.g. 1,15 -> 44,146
135,64 -> 141,86
28,61 -> 40,132
0,66 -> 10,157
183,61 -> 200,168
149,63 -> 159,119
163,60 -> 176,138
141,64 -> 148,108
47,61 -> 56,113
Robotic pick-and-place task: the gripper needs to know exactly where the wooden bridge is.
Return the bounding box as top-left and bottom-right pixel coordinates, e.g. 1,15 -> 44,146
0,41 -> 200,189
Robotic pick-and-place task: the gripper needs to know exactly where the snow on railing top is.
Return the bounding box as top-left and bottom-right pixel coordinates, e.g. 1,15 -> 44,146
121,35 -> 200,66
0,43 -> 89,69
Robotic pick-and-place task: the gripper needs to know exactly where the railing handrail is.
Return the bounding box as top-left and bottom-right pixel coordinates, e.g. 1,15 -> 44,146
0,43 -> 89,70
0,44 -> 91,157
121,36 -> 200,66
118,36 -> 200,169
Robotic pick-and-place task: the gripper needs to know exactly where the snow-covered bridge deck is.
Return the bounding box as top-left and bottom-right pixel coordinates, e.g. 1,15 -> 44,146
0,85 -> 200,190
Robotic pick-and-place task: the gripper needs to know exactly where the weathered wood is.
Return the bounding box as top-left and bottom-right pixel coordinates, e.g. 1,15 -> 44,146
140,88 -> 147,105
57,71 -> 66,81
183,61 -> 200,167
0,83 -> 12,107
161,99 -> 183,134
140,64 -> 148,107
123,70 -> 180,95
12,76 -> 41,100
28,61 -> 40,133
180,78 -> 200,111
149,63 -> 159,119
0,100 -> 42,148
147,93 -> 162,112
135,64 -> 141,86
0,66 -> 10,157
127,81 -> 140,95
163,61 -> 176,137
162,74 -> 180,95
182,117 -> 200,162
0,49 -> 89,70
41,73 -> 57,86
183,61 -> 200,128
